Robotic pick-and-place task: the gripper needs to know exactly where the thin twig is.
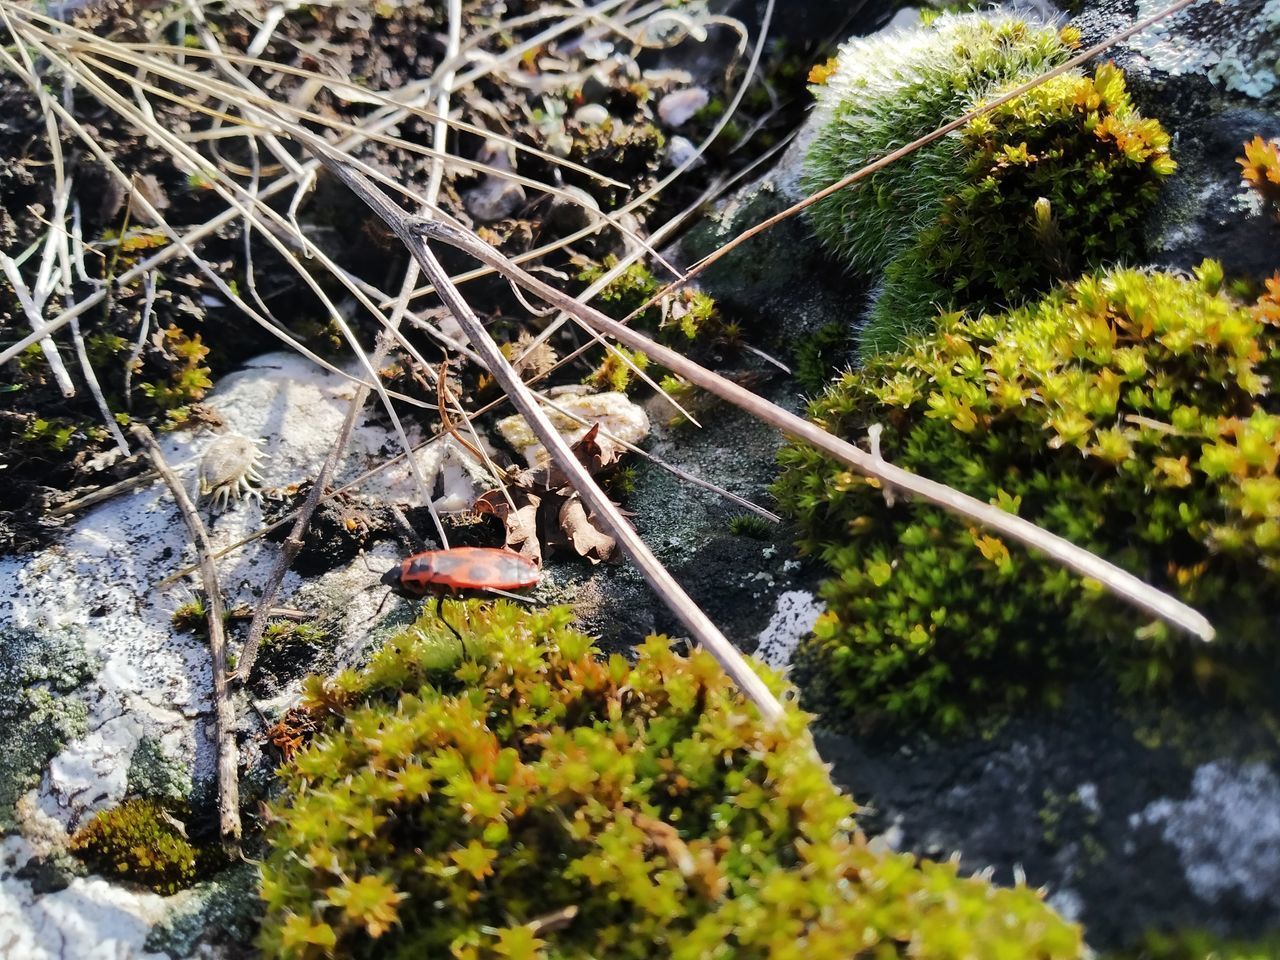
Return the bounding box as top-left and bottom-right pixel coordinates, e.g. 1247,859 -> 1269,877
131,425 -> 241,853
413,218 -> 1217,643
232,346 -> 369,687
310,150 -> 788,724
47,469 -> 159,517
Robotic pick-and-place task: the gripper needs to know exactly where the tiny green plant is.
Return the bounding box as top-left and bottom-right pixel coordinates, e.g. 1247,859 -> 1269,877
259,600 -> 1082,958
583,344 -> 649,393
171,595 -> 209,634
728,513 -> 772,539
774,264 -> 1280,730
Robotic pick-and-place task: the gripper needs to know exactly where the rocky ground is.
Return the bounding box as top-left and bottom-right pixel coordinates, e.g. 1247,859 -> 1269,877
1,0 -> 1278,956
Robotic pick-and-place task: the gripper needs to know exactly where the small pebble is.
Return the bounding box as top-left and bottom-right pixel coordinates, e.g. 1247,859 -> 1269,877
464,179 -> 526,222
547,185 -> 601,234
665,135 -> 704,169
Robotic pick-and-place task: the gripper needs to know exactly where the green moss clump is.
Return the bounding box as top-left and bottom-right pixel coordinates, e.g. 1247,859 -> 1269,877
70,798 -> 201,895
773,265 -> 1280,730
259,600 -> 1081,959
583,344 -> 650,393
138,324 -> 214,413
578,255 -> 721,344
793,322 -> 855,394
728,512 -> 772,539
577,256 -> 723,392
261,620 -> 331,654
803,14 -> 1174,353
171,595 -> 210,634
1240,134 -> 1280,215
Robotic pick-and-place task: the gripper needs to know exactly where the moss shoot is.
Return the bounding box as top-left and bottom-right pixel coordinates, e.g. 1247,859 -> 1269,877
70,798 -> 202,895
259,600 -> 1081,958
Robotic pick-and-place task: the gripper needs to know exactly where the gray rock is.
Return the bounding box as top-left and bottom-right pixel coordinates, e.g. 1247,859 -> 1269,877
1076,0 -> 1280,280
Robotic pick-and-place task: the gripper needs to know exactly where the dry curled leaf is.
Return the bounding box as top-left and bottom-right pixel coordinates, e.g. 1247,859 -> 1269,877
475,425 -> 623,564
548,497 -> 616,564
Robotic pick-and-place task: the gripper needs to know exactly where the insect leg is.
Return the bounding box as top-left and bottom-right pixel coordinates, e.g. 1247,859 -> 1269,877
436,593 -> 468,659
481,586 -> 540,606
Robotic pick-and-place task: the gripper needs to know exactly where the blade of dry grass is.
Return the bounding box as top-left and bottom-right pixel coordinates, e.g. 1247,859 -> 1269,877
131,425 -> 240,854
231,0 -> 466,686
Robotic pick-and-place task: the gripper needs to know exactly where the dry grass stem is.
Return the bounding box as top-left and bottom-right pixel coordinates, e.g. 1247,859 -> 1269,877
131,425 -> 241,853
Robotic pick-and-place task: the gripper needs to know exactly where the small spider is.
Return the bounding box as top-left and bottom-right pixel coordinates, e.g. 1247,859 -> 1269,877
195,433 -> 266,512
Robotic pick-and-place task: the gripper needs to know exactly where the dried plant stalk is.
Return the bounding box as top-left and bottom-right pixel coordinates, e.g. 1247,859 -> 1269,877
131,426 -> 241,853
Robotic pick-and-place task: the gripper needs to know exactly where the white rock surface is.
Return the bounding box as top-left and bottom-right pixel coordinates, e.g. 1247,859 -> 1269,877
753,590 -> 825,668
1,836 -> 169,960
0,351 -> 420,951
1136,760 -> 1280,906
495,389 -> 651,467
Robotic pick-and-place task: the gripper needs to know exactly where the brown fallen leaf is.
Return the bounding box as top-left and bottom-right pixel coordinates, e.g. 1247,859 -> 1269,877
521,423 -> 621,490
474,423 -> 625,565
504,498 -> 542,563
548,497 -> 617,564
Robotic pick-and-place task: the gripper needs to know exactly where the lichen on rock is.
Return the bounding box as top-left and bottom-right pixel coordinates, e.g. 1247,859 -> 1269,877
0,626 -> 93,831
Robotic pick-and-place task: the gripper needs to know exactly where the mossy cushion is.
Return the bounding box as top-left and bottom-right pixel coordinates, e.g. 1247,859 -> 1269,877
802,14 -> 1174,354
774,265 -> 1280,730
259,601 -> 1082,958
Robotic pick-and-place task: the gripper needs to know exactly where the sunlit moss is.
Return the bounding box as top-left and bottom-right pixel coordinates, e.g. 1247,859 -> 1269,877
70,798 -> 201,895
774,264 -> 1280,730
803,14 -> 1173,353
259,601 -> 1082,958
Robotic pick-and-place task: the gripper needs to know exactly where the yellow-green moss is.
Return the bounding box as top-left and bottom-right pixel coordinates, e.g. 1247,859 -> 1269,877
70,798 -> 201,895
1111,929 -> 1280,960
773,265 -> 1280,730
578,255 -> 721,344
259,601 -> 1081,959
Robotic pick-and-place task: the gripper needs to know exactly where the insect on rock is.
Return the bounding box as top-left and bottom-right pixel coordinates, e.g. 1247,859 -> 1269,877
379,547 -> 540,654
